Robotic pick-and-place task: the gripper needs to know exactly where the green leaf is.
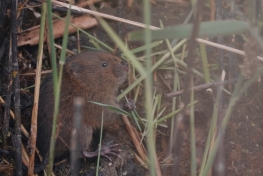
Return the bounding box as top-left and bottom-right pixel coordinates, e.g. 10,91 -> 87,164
89,101 -> 131,116
128,20 -> 248,41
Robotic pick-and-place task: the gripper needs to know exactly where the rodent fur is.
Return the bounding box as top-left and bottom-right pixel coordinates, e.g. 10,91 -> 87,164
36,51 -> 128,171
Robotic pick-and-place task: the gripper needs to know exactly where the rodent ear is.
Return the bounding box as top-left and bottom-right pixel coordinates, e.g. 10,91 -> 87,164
68,62 -> 83,76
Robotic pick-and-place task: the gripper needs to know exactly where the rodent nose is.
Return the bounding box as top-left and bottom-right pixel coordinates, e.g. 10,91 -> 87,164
121,60 -> 129,71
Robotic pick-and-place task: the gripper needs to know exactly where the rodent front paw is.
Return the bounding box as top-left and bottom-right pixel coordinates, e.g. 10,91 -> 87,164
124,99 -> 136,111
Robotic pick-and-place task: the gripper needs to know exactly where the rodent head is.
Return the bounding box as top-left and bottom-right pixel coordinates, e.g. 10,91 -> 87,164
65,51 -> 128,90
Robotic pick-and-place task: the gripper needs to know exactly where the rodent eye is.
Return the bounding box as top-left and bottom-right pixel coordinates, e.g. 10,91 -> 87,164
101,62 -> 108,67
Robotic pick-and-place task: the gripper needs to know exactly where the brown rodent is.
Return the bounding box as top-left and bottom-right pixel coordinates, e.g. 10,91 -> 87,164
36,51 -> 128,172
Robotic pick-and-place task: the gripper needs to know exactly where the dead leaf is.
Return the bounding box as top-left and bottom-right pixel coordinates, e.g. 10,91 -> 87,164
18,15 -> 97,46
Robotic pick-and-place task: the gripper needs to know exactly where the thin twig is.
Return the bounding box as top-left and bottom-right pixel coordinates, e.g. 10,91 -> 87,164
165,78 -> 238,98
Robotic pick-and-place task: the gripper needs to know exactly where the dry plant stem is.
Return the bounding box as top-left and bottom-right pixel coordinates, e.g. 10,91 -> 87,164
28,3 -> 46,175
0,38 -> 8,66
22,144 -> 29,166
181,0 -> 202,109
51,0 -> 263,62
116,0 -> 123,57
54,43 -> 76,55
3,40 -> 12,139
214,1 -> 226,174
210,0 -> 215,20
0,1 -> 8,28
170,113 -> 184,176
134,153 -> 147,169
19,19 -> 59,33
157,73 -> 173,91
213,71 -> 227,175
20,70 -> 52,76
172,1 -> 202,175
11,0 -> 22,174
0,96 -> 29,138
70,98 -> 84,176
196,38 -> 263,61
216,0 -> 224,72
121,115 -> 147,162
165,78 -> 238,97
0,96 -> 34,167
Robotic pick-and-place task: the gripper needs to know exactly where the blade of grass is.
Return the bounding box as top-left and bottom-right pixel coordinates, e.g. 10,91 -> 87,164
202,66 -> 263,175
142,1 -> 159,175
190,89 -> 196,176
122,95 -> 142,131
47,1 -> 71,175
198,97 -> 219,176
96,111 -> 104,176
117,39 -> 188,100
162,19 -> 181,148
199,43 -> 210,83
202,75 -> 244,175
89,101 -> 131,116
156,101 -> 198,125
128,20 -> 249,40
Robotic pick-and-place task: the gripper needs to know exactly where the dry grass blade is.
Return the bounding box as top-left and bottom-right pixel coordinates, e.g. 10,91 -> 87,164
28,2 -> 46,175
121,115 -> 147,162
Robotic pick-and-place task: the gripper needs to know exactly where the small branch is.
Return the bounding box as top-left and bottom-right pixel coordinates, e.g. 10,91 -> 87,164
11,0 -> 22,174
165,78 -> 238,98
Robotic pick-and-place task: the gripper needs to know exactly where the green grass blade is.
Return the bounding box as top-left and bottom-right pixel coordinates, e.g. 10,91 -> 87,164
128,20 -> 249,41
89,101 -> 131,116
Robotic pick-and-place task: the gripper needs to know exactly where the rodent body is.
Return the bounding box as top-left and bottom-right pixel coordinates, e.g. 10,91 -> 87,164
37,51 -> 128,161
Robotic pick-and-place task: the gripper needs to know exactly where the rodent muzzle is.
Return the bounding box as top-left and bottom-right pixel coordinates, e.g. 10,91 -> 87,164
121,60 -> 129,71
